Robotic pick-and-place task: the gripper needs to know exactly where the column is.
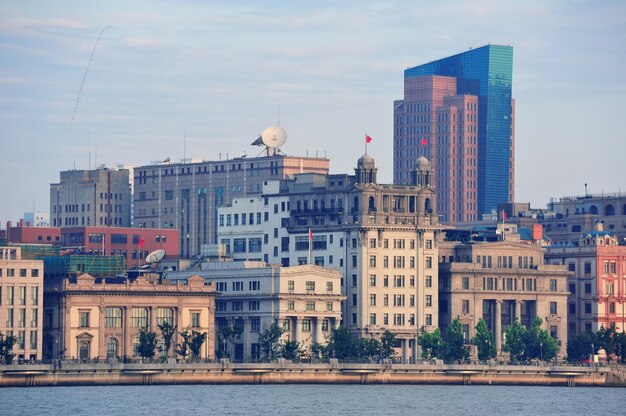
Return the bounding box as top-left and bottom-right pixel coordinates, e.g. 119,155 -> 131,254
123,306 -> 131,358
150,306 -> 157,332
294,317 -> 302,343
401,339 -> 408,362
241,318 -> 249,362
315,317 -> 324,344
98,306 -> 105,359
495,300 -> 502,354
515,301 -> 522,323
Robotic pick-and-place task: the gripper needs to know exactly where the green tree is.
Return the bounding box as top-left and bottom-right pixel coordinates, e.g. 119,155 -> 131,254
217,325 -> 242,359
380,330 -> 397,360
188,330 -> 207,360
473,318 -> 496,361
567,331 -> 595,362
418,327 -> 445,360
595,326 -> 616,360
503,319 -> 526,362
310,342 -> 327,361
175,329 -> 191,360
325,327 -> 360,361
258,323 -> 285,360
136,329 -> 157,359
615,331 -> 626,364
157,321 -> 177,358
524,317 -> 558,361
446,318 -> 469,362
357,338 -> 382,361
281,340 -> 305,362
0,332 -> 17,364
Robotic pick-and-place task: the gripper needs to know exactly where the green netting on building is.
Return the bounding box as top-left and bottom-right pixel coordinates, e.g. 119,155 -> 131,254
9,243 -> 60,260
44,255 -> 126,278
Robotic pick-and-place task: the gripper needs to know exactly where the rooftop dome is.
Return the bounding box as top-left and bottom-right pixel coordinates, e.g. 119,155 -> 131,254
357,153 -> 376,169
416,156 -> 430,169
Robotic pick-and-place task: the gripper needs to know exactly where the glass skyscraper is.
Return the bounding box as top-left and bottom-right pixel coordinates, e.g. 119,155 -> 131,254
394,44 -> 514,221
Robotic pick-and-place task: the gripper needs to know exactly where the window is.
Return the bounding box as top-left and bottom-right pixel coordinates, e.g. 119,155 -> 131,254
425,240 -> 432,250
302,319 -> 311,332
232,281 -> 243,291
610,302 -> 616,314
584,262 -> 591,274
425,314 -> 432,326
425,295 -> 432,307
234,238 -> 246,253
568,303 -> 576,314
352,294 -> 357,306
249,301 -> 260,311
306,301 -> 315,311
131,308 -> 148,328
288,280 -> 295,291
80,311 -> 90,328
369,255 -> 376,268
369,294 -> 376,306
462,277 -> 470,290
251,318 -> 260,332
107,338 -> 118,358
156,308 -> 173,325
105,307 -> 123,328
191,312 -> 201,328
369,238 -> 376,248
585,303 -> 592,314
383,313 -> 389,325
326,282 -> 333,292
249,281 -> 260,291
462,300 -> 469,314
425,276 -> 432,288
248,238 -> 262,253
425,256 -> 432,268
19,269 -> 27,277
369,313 -> 377,325
383,275 -> 389,287
569,283 -> 575,294
549,302 -> 557,315
550,279 -> 557,291
232,301 -> 243,311
585,283 -> 592,294
288,301 -> 295,311
326,302 -> 333,311
369,275 -> 376,287
306,281 -> 315,292
384,294 -> 389,306
216,301 -> 226,312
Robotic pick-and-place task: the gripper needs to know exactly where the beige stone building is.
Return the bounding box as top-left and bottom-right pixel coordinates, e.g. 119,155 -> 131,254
439,237 -> 570,357
43,274 -> 217,361
0,247 -> 44,361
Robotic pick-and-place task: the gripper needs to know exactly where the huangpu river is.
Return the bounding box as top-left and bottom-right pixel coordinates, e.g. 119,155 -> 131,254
1,384 -> 623,415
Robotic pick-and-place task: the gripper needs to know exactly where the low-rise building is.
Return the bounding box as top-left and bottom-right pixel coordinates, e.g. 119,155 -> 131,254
43,274 -> 217,361
545,226 -> 626,335
0,246 -> 44,361
439,237 -> 570,357
195,262 -> 344,361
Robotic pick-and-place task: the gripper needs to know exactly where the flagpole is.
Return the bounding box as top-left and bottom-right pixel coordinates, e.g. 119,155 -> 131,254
364,133 -> 367,154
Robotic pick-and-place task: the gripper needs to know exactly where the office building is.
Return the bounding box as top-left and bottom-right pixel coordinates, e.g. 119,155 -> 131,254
545,225 -> 626,335
394,44 -> 514,222
439,234 -> 570,358
133,153 -> 329,258
43,273 -> 217,361
0,247 -> 43,362
218,154 -> 441,361
50,167 -> 131,228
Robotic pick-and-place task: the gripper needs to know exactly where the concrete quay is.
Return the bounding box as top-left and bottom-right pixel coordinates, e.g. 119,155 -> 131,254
1,361 -> 625,388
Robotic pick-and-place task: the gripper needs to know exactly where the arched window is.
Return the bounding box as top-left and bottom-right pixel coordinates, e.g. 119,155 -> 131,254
353,196 -> 359,213
79,341 -> 90,360
368,196 -> 376,212
156,308 -> 174,326
131,307 -> 149,328
425,198 -> 432,213
604,204 -> 615,216
107,337 -> 118,358
589,205 -> 598,215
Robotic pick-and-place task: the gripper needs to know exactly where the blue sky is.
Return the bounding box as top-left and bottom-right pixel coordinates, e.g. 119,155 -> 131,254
1,0 -> 625,223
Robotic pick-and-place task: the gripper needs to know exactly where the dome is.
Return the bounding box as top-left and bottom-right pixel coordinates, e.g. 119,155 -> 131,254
416,156 -> 430,170
357,153 -> 376,169
261,125 -> 287,148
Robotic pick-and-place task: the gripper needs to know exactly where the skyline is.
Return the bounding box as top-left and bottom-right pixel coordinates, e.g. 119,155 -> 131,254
1,0 -> 625,223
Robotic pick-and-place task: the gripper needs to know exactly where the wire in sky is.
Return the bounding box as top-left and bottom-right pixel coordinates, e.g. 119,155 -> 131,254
69,25 -> 114,130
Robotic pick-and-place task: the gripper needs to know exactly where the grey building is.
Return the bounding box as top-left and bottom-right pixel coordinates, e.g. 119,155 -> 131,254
50,168 -> 131,228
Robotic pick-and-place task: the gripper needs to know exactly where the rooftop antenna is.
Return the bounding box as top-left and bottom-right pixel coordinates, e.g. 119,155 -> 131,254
183,133 -> 186,164
277,105 -> 280,125
88,134 -> 91,170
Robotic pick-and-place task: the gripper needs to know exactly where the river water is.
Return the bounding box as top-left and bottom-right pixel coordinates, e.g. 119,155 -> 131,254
1,384 -> 622,415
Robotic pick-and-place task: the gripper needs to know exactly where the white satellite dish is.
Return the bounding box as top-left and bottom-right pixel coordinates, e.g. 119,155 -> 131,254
146,249 -> 166,263
261,125 -> 287,148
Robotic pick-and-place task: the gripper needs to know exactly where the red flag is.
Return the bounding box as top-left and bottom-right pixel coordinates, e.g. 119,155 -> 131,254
139,236 -> 145,249
421,137 -> 428,145
365,134 -> 372,144
502,211 -> 507,221
309,228 -> 313,239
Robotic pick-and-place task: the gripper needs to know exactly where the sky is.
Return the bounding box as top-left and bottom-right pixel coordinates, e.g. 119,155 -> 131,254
1,0 -> 625,224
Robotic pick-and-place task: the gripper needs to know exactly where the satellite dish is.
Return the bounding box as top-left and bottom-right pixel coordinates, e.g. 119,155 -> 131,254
146,249 -> 166,263
261,125 -> 287,148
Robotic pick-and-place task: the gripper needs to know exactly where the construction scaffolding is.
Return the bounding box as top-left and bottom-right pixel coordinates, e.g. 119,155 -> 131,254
44,255 -> 126,278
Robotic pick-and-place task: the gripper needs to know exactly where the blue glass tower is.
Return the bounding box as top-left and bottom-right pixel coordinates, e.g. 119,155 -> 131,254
400,44 -> 514,216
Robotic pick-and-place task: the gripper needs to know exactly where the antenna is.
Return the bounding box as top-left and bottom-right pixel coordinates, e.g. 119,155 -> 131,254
88,134 -> 91,170
277,105 -> 280,125
183,133 -> 186,164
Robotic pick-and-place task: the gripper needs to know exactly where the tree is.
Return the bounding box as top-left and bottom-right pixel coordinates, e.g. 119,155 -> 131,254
188,330 -> 207,359
281,340 -> 305,362
615,331 -> 626,364
0,332 -> 17,364
503,319 -> 526,362
175,329 -> 191,360
567,331 -> 595,362
473,318 -> 496,361
325,327 -> 361,361
524,317 -> 558,361
357,338 -> 382,361
595,326 -> 616,360
418,327 -> 445,360
380,330 -> 397,360
446,318 -> 469,362
258,323 -> 285,360
157,321 -> 177,358
217,325 -> 242,359
136,329 -> 157,359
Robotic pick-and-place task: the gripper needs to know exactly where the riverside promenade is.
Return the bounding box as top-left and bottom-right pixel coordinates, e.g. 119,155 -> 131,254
1,361 -> 625,388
